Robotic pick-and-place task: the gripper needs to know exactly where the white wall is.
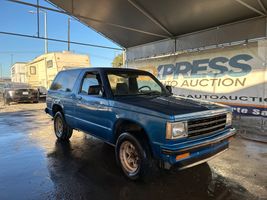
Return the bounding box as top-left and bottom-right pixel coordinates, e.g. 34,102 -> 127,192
11,63 -> 26,83
128,40 -> 267,118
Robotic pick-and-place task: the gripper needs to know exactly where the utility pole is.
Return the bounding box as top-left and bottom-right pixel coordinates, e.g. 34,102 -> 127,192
68,17 -> 70,51
0,63 -> 2,81
29,10 -> 48,54
44,10 -> 48,54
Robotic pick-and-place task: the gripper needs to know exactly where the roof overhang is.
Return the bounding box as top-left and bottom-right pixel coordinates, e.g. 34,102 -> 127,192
49,0 -> 267,50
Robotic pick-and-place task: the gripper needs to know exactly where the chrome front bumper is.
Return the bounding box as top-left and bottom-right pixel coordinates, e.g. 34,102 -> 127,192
161,128 -> 236,155
160,128 -> 236,170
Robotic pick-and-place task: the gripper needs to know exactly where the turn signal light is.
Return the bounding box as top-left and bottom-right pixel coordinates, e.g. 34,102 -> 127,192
176,152 -> 190,161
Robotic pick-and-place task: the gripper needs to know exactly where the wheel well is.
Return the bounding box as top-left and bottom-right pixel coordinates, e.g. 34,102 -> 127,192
52,104 -> 63,116
114,119 -> 152,155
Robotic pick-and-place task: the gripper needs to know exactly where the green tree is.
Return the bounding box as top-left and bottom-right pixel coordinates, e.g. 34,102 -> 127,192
112,53 -> 123,67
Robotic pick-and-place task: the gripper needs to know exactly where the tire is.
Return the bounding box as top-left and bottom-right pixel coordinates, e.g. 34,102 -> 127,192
54,111 -> 73,141
33,93 -> 39,103
4,97 -> 10,106
115,132 -> 153,181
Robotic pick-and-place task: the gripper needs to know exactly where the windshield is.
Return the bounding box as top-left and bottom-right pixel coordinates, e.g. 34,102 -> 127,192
107,71 -> 169,97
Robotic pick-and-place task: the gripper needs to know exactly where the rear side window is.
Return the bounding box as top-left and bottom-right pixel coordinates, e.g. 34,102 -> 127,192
30,66 -> 36,75
50,70 -> 80,92
79,72 -> 103,96
47,60 -> 53,68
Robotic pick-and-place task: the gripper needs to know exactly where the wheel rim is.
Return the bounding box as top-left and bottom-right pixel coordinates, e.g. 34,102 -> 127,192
55,116 -> 63,137
119,141 -> 140,174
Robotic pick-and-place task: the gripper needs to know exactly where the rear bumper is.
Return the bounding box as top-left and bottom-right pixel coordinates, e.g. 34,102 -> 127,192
9,96 -> 37,102
159,128 -> 236,169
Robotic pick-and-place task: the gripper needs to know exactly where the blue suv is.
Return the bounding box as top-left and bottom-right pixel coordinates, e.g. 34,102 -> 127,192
45,67 -> 235,180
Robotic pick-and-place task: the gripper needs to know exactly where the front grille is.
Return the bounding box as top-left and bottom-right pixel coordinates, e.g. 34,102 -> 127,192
187,114 -> 226,138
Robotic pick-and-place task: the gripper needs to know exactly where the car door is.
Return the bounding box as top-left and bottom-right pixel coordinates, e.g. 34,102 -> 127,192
74,71 -> 112,141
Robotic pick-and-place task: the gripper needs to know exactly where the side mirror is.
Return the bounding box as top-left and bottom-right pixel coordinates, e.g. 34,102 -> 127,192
88,85 -> 101,95
166,85 -> 172,94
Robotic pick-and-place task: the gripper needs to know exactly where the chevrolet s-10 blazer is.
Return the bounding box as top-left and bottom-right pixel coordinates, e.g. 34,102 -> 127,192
45,67 -> 235,180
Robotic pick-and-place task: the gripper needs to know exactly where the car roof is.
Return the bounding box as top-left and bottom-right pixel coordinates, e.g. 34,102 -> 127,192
60,67 -> 149,74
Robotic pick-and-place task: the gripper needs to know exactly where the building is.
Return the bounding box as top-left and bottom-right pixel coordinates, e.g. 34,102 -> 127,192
25,51 -> 90,89
0,77 -> 11,82
11,62 -> 26,83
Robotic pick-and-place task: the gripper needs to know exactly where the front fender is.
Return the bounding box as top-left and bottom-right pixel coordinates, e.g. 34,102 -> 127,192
112,110 -> 167,159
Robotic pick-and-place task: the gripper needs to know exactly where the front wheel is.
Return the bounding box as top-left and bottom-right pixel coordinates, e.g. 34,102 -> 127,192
54,112 -> 73,141
115,132 -> 153,180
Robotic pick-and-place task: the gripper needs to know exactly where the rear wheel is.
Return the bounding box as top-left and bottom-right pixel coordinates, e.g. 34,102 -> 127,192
33,98 -> 39,103
36,92 -> 40,103
115,132 -> 153,180
54,112 -> 73,141
3,96 -> 10,106
33,92 -> 39,103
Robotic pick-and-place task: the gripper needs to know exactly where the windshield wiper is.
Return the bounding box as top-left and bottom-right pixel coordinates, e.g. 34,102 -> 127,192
114,91 -> 164,97
141,91 -> 162,96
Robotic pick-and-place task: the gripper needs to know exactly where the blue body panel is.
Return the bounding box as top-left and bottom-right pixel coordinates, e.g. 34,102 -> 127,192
46,67 -> 235,167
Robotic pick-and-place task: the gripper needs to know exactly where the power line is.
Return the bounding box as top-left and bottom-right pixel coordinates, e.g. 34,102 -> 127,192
0,51 -> 43,54
0,51 -> 118,61
0,31 -> 123,51
4,0 -> 124,51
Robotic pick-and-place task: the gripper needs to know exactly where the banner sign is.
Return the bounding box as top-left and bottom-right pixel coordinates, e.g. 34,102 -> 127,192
128,41 -> 267,117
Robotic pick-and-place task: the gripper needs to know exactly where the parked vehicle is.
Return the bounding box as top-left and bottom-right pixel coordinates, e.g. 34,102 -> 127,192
3,82 -> 39,105
34,86 -> 47,98
0,82 -> 4,98
45,68 -> 236,180
25,51 -> 90,89
11,62 -> 27,83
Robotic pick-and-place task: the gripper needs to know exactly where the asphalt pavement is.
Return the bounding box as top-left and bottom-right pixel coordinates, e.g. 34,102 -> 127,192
0,103 -> 266,200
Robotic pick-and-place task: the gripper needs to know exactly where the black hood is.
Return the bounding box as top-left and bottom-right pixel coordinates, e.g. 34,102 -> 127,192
116,95 -> 225,116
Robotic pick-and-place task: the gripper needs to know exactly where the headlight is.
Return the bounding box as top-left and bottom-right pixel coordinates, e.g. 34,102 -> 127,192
226,112 -> 232,126
166,121 -> 188,139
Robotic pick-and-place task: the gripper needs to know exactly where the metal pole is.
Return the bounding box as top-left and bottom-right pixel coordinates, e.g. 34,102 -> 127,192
68,17 -> 70,51
127,0 -> 173,37
0,64 -> 2,80
29,9 -> 48,53
235,0 -> 266,16
37,0 -> 40,37
43,10 -> 48,53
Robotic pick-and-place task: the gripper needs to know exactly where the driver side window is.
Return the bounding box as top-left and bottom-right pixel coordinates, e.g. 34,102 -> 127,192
80,72 -> 103,96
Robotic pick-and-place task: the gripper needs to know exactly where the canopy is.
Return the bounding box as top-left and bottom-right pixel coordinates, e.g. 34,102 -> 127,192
49,0 -> 267,48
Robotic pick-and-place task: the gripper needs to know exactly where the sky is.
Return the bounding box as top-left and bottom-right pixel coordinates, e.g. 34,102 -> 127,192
0,0 -> 123,78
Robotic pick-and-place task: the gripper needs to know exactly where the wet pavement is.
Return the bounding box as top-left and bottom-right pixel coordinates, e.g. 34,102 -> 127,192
0,103 -> 266,200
